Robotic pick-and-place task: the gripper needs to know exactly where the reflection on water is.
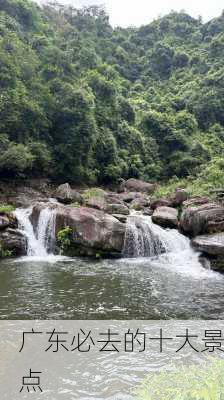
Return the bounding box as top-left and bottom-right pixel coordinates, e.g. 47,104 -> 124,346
0,254 -> 223,319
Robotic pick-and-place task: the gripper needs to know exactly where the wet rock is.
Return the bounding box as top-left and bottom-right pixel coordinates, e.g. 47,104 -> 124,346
55,183 -> 83,205
106,203 -> 130,215
142,208 -> 153,216
32,203 -> 125,257
0,228 -> 26,256
199,256 -> 211,270
192,233 -> 224,256
180,203 -> 224,236
112,214 -> 128,223
152,206 -> 178,228
151,198 -> 172,210
120,178 -> 156,194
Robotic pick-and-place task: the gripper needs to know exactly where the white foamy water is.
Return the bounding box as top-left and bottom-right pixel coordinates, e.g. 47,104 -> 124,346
122,214 -> 220,279
14,206 -> 60,262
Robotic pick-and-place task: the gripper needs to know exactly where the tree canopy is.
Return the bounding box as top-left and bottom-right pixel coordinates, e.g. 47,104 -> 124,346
0,0 -> 224,185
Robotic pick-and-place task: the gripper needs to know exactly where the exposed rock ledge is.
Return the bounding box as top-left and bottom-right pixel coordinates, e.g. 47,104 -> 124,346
31,203 -> 125,257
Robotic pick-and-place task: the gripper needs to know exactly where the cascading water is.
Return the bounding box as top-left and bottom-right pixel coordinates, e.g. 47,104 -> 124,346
123,214 -> 187,258
122,213 -> 212,278
14,206 -> 56,257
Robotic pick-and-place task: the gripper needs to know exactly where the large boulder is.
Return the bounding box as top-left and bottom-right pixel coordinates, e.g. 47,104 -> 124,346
151,198 -> 172,210
55,183 -> 83,205
31,204 -> 125,257
152,206 -> 178,228
192,233 -> 224,272
180,203 -> 224,236
192,233 -> 224,256
0,228 -> 26,256
120,179 -> 156,194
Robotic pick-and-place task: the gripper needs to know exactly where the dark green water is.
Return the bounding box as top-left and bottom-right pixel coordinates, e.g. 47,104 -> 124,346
0,254 -> 223,319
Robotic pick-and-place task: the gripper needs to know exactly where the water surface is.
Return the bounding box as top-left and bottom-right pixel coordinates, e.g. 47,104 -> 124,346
0,254 -> 223,319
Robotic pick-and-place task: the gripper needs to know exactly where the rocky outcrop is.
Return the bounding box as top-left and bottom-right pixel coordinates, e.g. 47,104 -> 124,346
55,183 -> 83,205
180,203 -> 224,236
31,203 -> 125,257
192,233 -> 224,257
192,233 -> 224,272
120,178 -> 156,194
0,228 -> 26,256
85,197 -> 106,211
152,206 -> 178,228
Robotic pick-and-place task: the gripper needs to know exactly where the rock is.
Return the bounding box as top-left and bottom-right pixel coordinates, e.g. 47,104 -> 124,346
120,178 -> 156,194
112,214 -> 128,223
183,197 -> 210,208
0,228 -> 26,256
192,233 -> 224,257
55,183 -> 83,205
199,256 -> 211,270
130,197 -> 150,211
170,189 -> 188,206
180,203 -> 224,236
106,203 -> 130,215
209,257 -> 224,272
151,198 -> 172,210
0,215 -> 10,230
152,206 -> 178,228
142,208 -> 153,216
86,197 -> 106,211
105,193 -> 124,204
31,204 -> 125,257
120,192 -> 144,203
192,233 -> 224,272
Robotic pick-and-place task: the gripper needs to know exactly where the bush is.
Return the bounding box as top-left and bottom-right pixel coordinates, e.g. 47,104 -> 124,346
0,204 -> 15,213
135,358 -> 224,400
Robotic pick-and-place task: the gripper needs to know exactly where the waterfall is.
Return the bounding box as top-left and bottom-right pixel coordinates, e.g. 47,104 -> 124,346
123,214 -> 193,258
14,206 -> 56,257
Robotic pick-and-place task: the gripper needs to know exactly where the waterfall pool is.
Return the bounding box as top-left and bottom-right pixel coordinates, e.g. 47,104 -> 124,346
0,253 -> 223,319
0,206 -> 222,319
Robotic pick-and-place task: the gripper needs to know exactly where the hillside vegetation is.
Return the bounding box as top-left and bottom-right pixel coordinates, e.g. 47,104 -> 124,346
0,0 -> 224,193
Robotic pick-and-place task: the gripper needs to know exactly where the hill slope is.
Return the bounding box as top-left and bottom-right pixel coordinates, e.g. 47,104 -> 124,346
0,0 -> 224,193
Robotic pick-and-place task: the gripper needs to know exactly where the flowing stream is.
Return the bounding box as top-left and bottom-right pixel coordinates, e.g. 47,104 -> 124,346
0,205 -> 223,320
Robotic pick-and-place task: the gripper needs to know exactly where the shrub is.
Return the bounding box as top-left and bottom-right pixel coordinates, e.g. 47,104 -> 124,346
135,358 -> 224,400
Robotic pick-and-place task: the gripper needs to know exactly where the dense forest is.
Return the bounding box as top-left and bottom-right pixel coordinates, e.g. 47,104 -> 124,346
0,0 -> 224,194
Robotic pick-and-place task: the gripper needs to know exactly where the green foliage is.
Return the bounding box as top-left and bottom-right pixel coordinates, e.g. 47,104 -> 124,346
135,358 -> 224,400
82,188 -> 106,201
0,0 -> 224,187
0,245 -> 13,258
0,204 -> 15,213
56,226 -> 73,254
